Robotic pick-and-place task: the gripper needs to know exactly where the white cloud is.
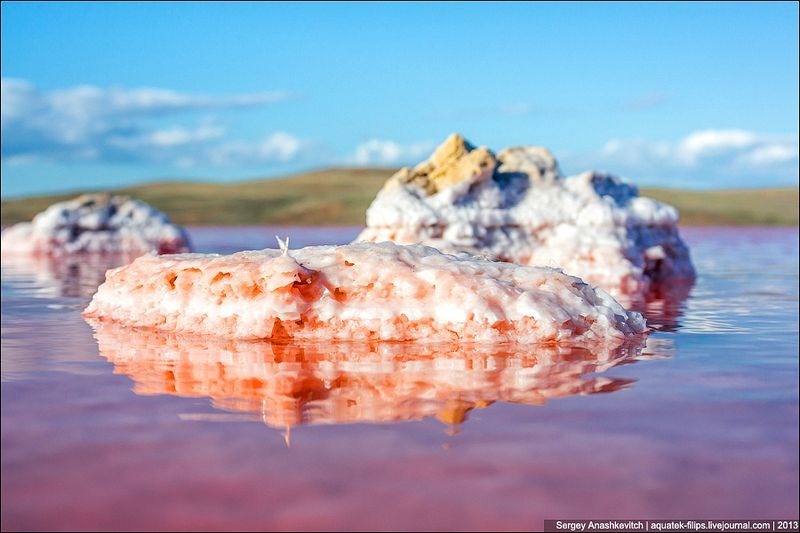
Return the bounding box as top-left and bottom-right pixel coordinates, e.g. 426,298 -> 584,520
620,92 -> 670,112
107,122 -> 226,150
352,139 -> 436,166
582,129 -> 798,187
675,129 -> 758,164
600,138 -> 672,167
736,144 -> 798,166
497,102 -> 534,116
0,78 -> 298,166
259,132 -> 302,162
207,132 -> 303,166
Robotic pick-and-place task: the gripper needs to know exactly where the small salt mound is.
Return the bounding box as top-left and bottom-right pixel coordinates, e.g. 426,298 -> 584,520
84,241 -> 646,344
1,193 -> 191,255
357,134 -> 695,298
90,322 -> 645,428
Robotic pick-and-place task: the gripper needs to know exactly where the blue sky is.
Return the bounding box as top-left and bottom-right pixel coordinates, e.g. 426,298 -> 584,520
1,1 -> 798,197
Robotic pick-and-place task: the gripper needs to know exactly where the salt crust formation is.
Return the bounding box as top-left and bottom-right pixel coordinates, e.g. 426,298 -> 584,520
84,240 -> 646,344
90,321 -> 645,429
1,194 -> 191,255
357,134 -> 695,298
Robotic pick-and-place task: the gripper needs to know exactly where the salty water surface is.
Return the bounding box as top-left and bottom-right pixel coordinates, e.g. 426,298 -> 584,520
2,227 -> 798,530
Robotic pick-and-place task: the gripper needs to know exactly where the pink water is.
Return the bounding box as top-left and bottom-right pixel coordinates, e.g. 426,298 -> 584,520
2,227 -> 798,531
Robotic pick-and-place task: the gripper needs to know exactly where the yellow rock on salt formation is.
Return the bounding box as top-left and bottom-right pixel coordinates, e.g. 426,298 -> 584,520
393,133 -> 497,195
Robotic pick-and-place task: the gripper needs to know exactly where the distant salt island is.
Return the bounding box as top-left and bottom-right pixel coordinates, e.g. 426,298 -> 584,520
1,193 -> 191,255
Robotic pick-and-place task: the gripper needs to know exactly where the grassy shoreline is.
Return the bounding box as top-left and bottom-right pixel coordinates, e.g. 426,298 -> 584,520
2,168 -> 797,227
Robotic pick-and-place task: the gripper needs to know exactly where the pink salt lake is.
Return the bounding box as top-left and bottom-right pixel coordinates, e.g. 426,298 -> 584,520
1,226 -> 798,530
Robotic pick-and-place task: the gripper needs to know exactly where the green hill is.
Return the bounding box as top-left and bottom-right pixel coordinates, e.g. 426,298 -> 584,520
637,187 -> 799,226
2,168 -> 797,226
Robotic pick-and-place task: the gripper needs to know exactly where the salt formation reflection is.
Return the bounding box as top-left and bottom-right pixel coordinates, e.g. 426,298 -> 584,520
90,321 -> 651,433
1,252 -> 143,298
630,280 -> 694,333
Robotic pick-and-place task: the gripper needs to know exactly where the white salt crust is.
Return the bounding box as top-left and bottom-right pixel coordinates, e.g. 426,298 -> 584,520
90,322 -> 646,428
357,135 -> 695,298
1,194 -> 191,255
84,241 -> 647,344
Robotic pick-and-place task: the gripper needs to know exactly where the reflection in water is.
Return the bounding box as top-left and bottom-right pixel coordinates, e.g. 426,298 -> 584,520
1,253 -> 144,298
90,321 -> 650,434
632,280 -> 694,333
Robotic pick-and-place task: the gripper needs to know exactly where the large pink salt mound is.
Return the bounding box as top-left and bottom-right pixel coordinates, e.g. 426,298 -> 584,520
1,193 -> 191,255
357,134 -> 695,300
84,241 -> 646,345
